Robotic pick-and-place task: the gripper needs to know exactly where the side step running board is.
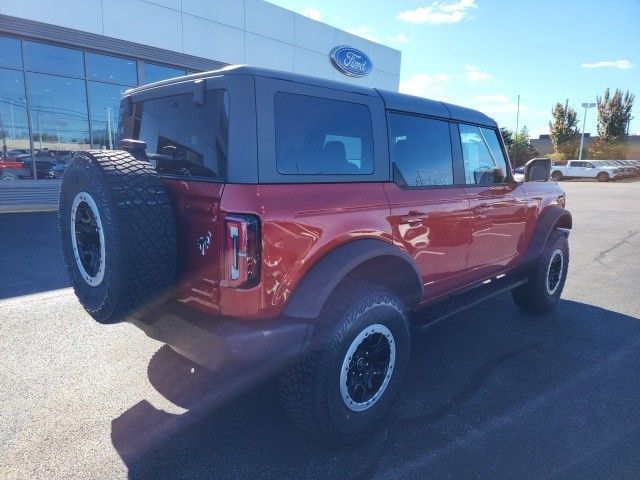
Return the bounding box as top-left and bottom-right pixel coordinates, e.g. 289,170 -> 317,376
414,276 -> 528,330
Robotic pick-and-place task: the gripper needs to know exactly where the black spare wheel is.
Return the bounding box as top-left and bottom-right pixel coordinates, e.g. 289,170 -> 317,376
59,150 -> 177,323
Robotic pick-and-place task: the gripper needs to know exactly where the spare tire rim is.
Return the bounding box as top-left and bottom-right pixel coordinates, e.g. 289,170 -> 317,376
546,249 -> 564,295
71,192 -> 105,287
340,324 -> 396,412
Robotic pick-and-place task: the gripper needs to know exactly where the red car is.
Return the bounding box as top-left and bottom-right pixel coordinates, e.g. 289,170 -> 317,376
0,158 -> 28,180
58,66 -> 571,442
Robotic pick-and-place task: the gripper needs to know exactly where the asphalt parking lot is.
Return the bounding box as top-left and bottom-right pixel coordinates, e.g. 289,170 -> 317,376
1,180 -> 640,479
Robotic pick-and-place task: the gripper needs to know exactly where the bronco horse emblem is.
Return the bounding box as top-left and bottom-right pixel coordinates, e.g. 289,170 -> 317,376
197,231 -> 212,256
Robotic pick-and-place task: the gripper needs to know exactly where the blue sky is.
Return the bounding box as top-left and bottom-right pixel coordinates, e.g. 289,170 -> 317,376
267,0 -> 640,138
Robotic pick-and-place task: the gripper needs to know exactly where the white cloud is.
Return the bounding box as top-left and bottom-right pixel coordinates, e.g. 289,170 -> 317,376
386,32 -> 408,44
397,0 -> 477,25
301,7 -> 322,21
473,94 -> 510,103
465,65 -> 491,82
346,26 -> 379,43
399,73 -> 452,98
580,59 -> 633,70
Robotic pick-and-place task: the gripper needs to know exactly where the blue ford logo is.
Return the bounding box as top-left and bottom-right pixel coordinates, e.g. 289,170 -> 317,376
330,46 -> 373,78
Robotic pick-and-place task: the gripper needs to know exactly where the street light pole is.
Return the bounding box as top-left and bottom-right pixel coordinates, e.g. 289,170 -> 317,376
578,102 -> 596,161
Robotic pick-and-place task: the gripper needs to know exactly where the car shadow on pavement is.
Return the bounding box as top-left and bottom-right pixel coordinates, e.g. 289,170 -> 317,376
0,212 -> 70,300
111,296 -> 640,480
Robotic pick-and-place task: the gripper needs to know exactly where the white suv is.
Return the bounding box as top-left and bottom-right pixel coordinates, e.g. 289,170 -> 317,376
551,160 -> 625,182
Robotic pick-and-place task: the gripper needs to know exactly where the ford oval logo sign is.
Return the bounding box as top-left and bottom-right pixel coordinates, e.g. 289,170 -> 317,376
330,46 -> 373,78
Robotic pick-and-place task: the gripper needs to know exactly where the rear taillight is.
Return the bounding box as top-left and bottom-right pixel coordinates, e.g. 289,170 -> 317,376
223,214 -> 261,288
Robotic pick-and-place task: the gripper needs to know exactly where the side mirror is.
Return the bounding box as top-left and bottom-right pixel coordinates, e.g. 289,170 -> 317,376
524,158 -> 551,182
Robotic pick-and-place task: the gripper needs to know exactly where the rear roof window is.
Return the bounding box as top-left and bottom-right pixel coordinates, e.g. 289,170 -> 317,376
131,90 -> 229,181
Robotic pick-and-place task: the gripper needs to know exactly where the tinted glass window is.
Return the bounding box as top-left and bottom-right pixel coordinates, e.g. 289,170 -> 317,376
388,113 -> 453,186
274,92 -> 374,175
86,53 -> 137,85
26,72 -> 89,162
459,124 -> 508,184
23,41 -> 84,77
134,90 -> 229,180
0,36 -> 22,69
142,63 -> 187,84
0,68 -> 31,163
89,82 -> 128,149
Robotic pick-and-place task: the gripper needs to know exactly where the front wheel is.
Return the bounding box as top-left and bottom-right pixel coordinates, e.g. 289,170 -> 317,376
512,229 -> 569,313
596,172 -> 609,182
279,282 -> 410,443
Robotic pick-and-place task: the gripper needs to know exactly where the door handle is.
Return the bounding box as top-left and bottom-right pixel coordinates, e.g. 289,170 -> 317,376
400,210 -> 426,226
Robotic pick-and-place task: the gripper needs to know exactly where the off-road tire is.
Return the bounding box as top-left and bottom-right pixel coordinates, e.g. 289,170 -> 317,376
59,150 -> 177,324
279,282 -> 410,443
596,172 -> 609,182
551,170 -> 563,182
512,229 -> 569,313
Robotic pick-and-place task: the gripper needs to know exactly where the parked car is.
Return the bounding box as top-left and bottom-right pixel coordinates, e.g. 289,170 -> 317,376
58,66 -> 572,442
0,158 -> 30,180
551,160 -> 624,182
22,159 -> 68,179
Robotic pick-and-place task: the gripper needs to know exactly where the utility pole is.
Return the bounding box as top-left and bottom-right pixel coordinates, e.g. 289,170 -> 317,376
515,94 -> 520,137
578,102 -> 596,161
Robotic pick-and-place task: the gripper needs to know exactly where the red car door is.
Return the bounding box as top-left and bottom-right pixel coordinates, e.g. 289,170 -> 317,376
457,124 -> 527,278
384,114 -> 472,301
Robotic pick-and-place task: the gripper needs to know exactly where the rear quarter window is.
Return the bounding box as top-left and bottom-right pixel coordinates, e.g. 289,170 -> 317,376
274,92 -> 374,175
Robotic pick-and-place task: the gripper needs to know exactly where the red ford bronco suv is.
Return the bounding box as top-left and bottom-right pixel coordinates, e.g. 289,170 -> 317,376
59,65 -> 571,442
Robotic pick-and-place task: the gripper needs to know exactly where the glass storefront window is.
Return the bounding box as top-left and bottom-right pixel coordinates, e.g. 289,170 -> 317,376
26,72 -> 89,168
23,41 -> 84,78
86,53 -> 137,86
0,36 -> 22,70
89,82 -> 128,149
0,68 -> 31,179
142,63 -> 186,84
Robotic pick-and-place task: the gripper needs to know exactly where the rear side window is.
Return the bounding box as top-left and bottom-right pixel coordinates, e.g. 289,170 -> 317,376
388,113 -> 453,187
459,125 -> 508,185
133,90 -> 229,181
274,92 -> 374,175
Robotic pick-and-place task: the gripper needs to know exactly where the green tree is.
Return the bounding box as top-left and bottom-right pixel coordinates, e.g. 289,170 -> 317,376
549,101 -> 580,160
505,126 -> 539,167
589,88 -> 635,159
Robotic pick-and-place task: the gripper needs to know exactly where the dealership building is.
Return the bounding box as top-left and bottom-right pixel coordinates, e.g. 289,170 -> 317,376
0,0 -> 401,209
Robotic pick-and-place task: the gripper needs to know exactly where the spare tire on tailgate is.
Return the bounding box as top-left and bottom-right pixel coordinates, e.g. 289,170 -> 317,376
59,150 -> 177,324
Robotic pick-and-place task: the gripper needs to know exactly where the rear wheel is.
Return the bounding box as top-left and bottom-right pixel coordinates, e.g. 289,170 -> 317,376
512,229 -> 569,313
551,170 -> 563,181
1,170 -> 19,180
596,171 -> 609,182
59,150 -> 177,323
279,282 -> 410,443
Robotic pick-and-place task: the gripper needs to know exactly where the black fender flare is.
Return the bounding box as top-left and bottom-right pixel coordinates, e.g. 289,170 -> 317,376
522,206 -> 572,266
283,239 -> 423,319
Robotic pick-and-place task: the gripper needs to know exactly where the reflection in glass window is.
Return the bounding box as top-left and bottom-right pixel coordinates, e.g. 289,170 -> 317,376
86,53 -> 137,86
0,36 -> 22,70
89,82 -> 128,149
23,41 -> 84,77
0,68 -> 31,178
388,113 -> 453,186
274,92 -> 374,175
26,72 -> 89,165
459,124 -> 508,185
142,63 -> 186,84
134,90 -> 229,180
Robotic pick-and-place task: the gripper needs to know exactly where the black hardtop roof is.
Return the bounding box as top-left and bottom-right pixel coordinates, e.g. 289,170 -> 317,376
126,65 -> 497,128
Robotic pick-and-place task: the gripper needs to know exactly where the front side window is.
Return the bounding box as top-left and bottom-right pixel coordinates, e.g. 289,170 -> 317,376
459,124 -> 508,185
133,90 -> 229,181
388,113 -> 453,187
274,92 -> 374,175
